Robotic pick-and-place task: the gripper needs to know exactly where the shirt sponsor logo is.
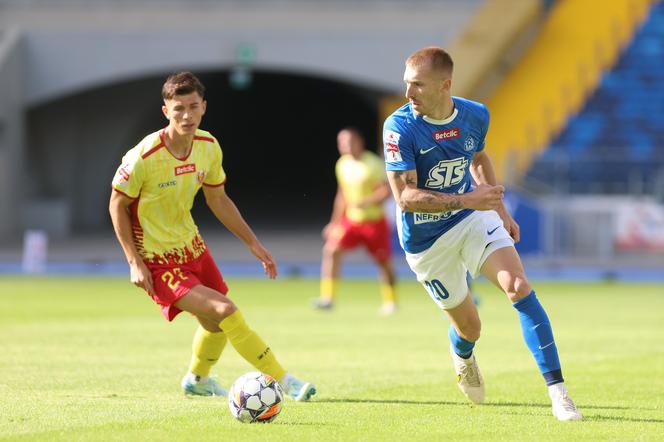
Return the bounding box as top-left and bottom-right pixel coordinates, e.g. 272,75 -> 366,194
433,128 -> 460,141
413,210 -> 461,224
175,164 -> 196,176
159,180 -> 177,188
425,157 -> 468,189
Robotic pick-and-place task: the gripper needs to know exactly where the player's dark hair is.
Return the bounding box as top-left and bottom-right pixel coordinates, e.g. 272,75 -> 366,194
406,47 -> 454,76
340,126 -> 365,143
162,71 -> 206,100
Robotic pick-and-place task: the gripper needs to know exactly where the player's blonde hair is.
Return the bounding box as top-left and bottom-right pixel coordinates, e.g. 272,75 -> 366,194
162,71 -> 206,100
406,47 -> 454,77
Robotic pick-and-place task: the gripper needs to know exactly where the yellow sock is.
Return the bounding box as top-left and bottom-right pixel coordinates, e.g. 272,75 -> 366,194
320,277 -> 337,301
219,310 -> 286,381
380,283 -> 397,304
188,326 -> 228,377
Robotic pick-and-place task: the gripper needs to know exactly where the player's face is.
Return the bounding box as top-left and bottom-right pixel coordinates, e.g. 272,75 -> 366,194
403,63 -> 451,117
162,92 -> 207,136
337,130 -> 364,158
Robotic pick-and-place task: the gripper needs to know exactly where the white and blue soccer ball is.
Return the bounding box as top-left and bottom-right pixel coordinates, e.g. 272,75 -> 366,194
228,371 -> 284,423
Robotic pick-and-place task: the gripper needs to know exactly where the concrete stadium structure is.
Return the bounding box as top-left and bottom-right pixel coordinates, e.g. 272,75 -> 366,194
0,0 -> 481,238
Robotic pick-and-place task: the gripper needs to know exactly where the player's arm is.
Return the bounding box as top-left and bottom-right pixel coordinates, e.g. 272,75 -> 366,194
470,150 -> 520,242
108,190 -> 154,293
329,186 -> 347,223
202,184 -> 277,279
322,186 -> 346,239
353,181 -> 392,209
386,169 -> 504,213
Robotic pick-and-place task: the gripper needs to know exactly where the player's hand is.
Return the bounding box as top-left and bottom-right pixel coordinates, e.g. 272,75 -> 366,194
464,184 -> 504,211
130,260 -> 154,294
249,242 -> 278,279
322,222 -> 338,239
497,206 -> 521,243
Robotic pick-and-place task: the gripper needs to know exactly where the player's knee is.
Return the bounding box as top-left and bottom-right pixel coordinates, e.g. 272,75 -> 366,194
505,275 -> 531,302
212,299 -> 237,321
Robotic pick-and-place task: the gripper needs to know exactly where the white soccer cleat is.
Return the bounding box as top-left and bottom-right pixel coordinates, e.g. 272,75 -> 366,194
312,298 -> 334,311
280,374 -> 316,402
449,345 -> 485,404
379,302 -> 398,316
549,383 -> 583,421
181,373 -> 228,397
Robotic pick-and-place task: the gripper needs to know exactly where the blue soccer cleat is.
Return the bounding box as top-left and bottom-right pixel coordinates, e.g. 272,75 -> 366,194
281,374 -> 316,401
181,373 -> 228,397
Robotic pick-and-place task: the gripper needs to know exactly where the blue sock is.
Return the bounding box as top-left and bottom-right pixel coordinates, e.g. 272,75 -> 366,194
513,291 -> 564,386
448,325 -> 475,359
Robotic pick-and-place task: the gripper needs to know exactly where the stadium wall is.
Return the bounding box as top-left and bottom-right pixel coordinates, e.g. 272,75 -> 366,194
0,29 -> 24,238
0,0 -> 483,238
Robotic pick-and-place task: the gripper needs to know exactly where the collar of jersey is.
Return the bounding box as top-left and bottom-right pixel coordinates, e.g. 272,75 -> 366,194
421,107 -> 458,125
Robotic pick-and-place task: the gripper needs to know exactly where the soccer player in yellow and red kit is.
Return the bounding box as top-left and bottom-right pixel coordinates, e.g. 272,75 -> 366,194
314,127 -> 398,315
109,71 -> 315,401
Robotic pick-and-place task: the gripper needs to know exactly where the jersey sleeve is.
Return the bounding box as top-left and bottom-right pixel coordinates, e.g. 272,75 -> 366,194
383,116 -> 416,171
477,105 -> 490,152
203,138 -> 227,186
111,148 -> 144,199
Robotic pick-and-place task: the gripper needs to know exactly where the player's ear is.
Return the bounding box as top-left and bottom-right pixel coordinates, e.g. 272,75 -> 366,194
161,103 -> 170,120
442,78 -> 452,93
201,100 -> 207,115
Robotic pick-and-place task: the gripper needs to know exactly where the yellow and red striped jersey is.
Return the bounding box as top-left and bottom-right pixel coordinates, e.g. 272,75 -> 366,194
112,128 -> 226,264
336,151 -> 386,223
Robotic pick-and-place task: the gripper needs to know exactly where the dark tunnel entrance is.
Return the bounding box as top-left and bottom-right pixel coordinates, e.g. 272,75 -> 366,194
27,70 -> 393,233
191,70 -> 390,230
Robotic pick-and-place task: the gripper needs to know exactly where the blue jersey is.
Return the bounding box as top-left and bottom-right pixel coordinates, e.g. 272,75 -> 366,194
383,97 -> 490,253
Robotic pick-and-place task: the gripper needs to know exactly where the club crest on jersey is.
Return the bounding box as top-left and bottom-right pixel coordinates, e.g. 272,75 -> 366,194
433,128 -> 460,141
464,136 -> 475,151
384,129 -> 403,163
425,157 -> 468,189
197,171 -> 206,184
175,164 -> 196,176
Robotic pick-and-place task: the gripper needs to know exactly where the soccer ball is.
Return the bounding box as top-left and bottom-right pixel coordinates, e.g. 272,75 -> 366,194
228,372 -> 284,423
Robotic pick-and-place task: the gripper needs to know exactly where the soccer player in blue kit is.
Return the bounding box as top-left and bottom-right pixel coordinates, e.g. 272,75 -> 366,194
383,47 -> 582,421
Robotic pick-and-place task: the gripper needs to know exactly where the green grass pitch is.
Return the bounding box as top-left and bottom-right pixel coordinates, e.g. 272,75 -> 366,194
1,276 -> 662,441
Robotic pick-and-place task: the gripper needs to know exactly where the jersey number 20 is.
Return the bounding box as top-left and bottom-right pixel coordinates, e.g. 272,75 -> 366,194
424,279 -> 449,302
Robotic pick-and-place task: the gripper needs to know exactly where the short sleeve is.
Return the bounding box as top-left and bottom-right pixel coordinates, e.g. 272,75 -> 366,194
203,138 -> 227,186
112,149 -> 144,198
383,117 -> 416,171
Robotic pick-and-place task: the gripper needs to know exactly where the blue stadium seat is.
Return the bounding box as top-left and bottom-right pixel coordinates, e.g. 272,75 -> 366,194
525,1 -> 664,194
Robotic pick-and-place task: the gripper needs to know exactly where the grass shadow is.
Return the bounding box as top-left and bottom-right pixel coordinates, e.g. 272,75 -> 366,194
316,398 -> 655,413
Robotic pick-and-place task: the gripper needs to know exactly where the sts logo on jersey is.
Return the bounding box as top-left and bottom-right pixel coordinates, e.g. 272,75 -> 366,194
425,157 -> 468,189
384,129 -> 403,163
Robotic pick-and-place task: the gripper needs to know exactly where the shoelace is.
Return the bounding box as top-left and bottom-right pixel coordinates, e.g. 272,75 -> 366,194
286,380 -> 303,395
459,364 -> 481,387
558,395 -> 578,412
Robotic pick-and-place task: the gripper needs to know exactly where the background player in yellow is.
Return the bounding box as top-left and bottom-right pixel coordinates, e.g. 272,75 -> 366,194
109,71 -> 315,401
314,127 -> 398,315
